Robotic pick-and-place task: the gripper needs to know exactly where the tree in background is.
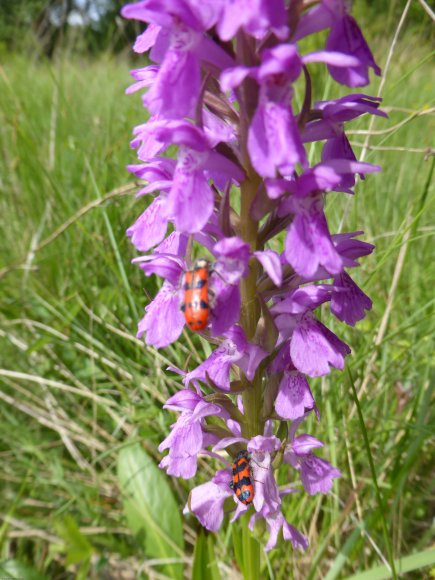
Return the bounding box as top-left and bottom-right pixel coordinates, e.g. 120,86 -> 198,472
0,0 -> 138,56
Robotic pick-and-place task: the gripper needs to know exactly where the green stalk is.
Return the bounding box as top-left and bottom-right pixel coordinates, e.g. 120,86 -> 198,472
236,31 -> 263,578
240,172 -> 263,440
242,515 -> 261,580
347,368 -> 397,579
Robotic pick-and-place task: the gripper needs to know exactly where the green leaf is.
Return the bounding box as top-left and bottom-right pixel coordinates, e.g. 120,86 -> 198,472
117,442 -> 184,579
53,515 -> 93,566
0,559 -> 47,580
192,528 -> 221,580
346,548 -> 435,580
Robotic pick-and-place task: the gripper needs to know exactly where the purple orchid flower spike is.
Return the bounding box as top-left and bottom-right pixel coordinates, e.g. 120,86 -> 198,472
122,0 -> 381,557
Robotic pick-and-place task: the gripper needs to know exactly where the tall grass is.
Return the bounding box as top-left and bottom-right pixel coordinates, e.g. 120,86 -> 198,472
0,10 -> 434,579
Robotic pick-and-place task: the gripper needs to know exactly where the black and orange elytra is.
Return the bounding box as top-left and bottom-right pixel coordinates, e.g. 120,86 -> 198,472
181,259 -> 210,332
230,450 -> 254,505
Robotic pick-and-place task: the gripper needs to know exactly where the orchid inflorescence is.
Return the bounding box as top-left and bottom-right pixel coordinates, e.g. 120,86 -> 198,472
122,0 -> 384,551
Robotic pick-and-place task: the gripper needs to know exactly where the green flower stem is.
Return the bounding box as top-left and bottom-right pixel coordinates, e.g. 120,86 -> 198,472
235,30 -> 263,577
240,173 -> 263,440
242,514 -> 261,580
238,122 -> 263,580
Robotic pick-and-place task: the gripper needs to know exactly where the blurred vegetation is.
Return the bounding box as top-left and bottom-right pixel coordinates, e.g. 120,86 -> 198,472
0,1 -> 434,579
0,0 -> 433,58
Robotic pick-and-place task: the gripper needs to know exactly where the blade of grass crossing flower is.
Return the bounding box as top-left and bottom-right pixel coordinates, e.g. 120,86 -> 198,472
347,368 -> 397,579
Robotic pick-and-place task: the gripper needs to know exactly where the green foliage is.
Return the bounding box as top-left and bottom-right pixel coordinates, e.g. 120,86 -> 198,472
0,559 -> 47,580
0,8 -> 434,579
117,443 -> 185,578
192,528 -> 221,580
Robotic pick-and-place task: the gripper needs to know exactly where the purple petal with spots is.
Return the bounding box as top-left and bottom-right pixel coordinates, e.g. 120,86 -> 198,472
144,46 -> 200,119
275,371 -> 315,420
300,455 -> 341,495
164,153 -> 214,233
284,197 -> 343,277
187,469 -> 233,531
133,254 -> 184,285
137,281 -> 185,348
250,451 -> 281,516
249,510 -> 308,552
271,284 -> 333,315
254,250 -> 282,287
210,281 -> 241,337
133,23 -> 160,53
126,197 -> 168,252
291,434 -> 324,455
248,102 -> 307,178
247,435 -> 281,453
290,313 -> 351,377
326,12 -> 381,87
331,271 -> 373,326
214,236 -> 250,284
217,0 -> 287,41
154,231 -> 188,257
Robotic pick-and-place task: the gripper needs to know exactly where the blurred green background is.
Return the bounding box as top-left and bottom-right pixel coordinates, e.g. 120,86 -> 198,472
0,1 -> 434,578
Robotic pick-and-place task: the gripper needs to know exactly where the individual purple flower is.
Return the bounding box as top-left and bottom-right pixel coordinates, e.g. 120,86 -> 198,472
249,509 -> 308,552
275,371 -> 315,421
217,0 -> 288,41
122,2 -> 202,119
295,0 -> 381,87
324,0 -> 381,87
331,271 -> 373,326
285,433 -> 341,495
185,326 -> 268,391
137,281 -> 185,348
275,310 -> 351,378
333,231 -> 375,267
246,436 -> 281,516
283,194 -> 343,278
254,250 -> 283,287
186,468 -> 233,531
321,133 -> 363,194
159,390 -> 227,479
213,236 -> 250,284
126,196 -> 169,252
132,120 -> 244,233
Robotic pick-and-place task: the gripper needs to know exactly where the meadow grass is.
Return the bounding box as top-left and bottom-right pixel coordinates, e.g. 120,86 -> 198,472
0,10 -> 434,580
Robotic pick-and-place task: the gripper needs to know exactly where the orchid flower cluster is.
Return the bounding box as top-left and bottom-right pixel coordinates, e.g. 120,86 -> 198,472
122,0 -> 384,552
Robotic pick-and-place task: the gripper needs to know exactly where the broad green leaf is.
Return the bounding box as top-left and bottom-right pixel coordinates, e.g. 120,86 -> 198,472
53,515 -> 93,566
117,442 -> 184,579
346,548 -> 435,580
0,559 -> 47,580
